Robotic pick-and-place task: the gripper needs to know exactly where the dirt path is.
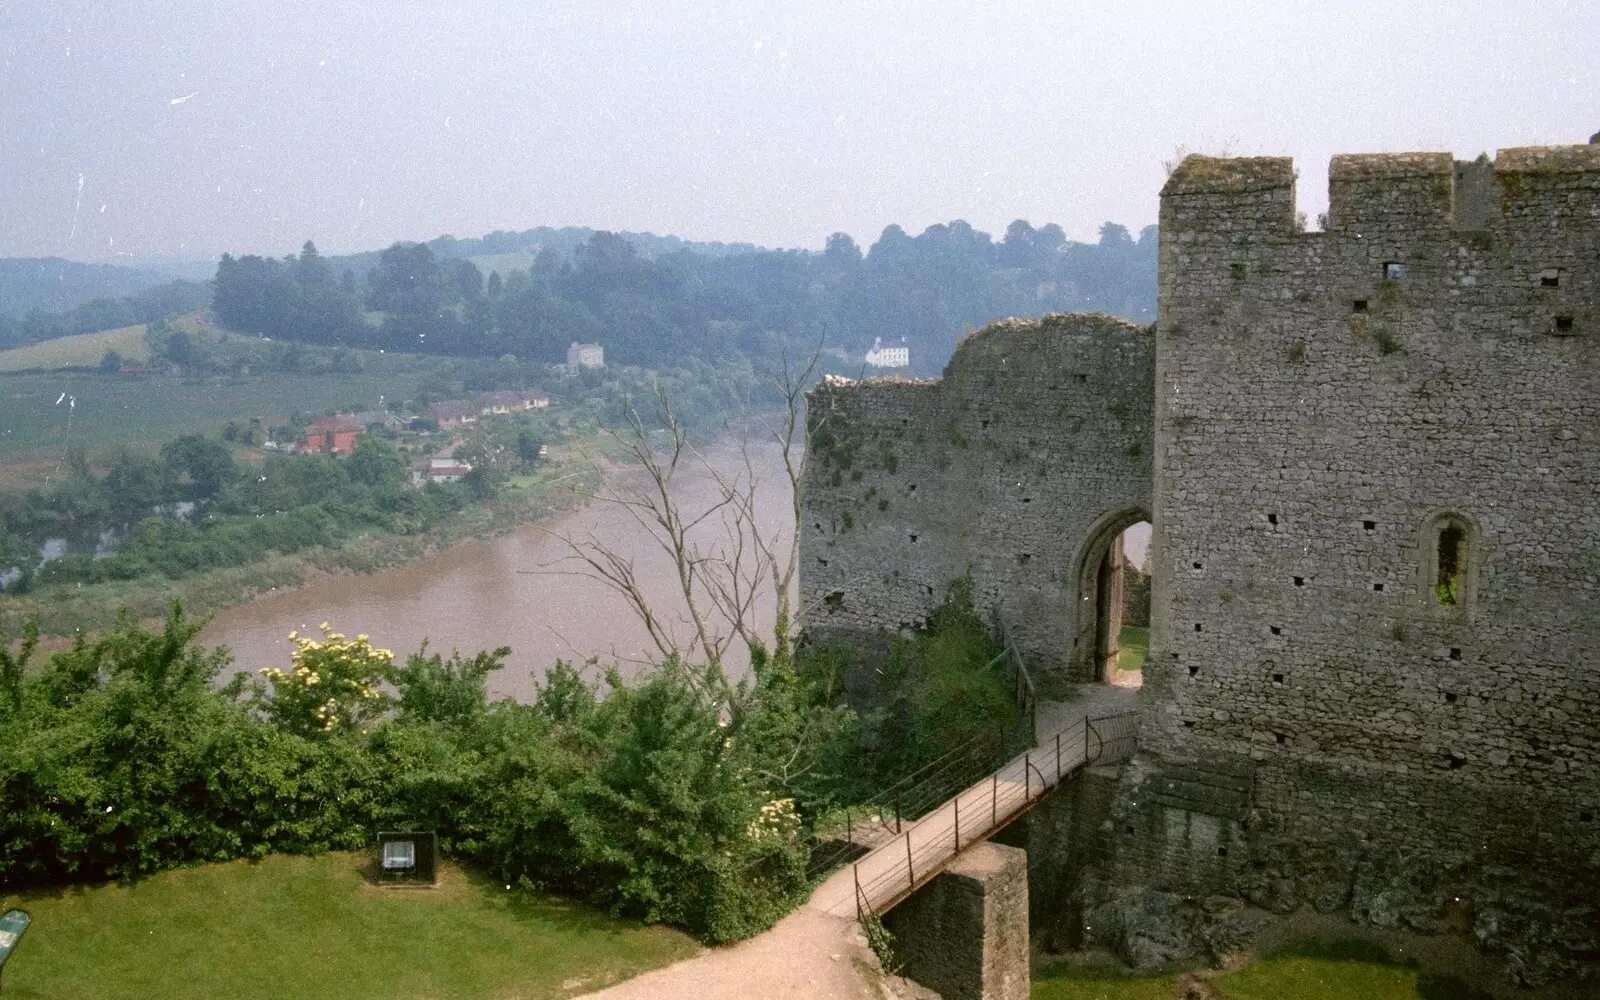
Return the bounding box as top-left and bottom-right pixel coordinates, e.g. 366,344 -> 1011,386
576,865 -> 922,1000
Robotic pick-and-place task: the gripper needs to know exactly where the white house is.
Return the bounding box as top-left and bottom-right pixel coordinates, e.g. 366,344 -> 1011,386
864,337 -> 910,369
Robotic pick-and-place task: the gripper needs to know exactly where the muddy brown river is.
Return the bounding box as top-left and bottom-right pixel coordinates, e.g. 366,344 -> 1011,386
202,440 -> 793,702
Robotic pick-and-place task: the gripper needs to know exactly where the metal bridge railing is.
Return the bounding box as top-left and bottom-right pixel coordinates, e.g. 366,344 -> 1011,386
843,709 -> 1139,920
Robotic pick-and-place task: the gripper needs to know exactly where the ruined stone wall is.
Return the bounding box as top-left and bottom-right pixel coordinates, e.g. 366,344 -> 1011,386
1122,145 -> 1600,982
801,313 -> 1153,683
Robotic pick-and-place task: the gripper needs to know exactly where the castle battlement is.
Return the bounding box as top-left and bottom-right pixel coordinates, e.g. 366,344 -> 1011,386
1162,144 -> 1600,242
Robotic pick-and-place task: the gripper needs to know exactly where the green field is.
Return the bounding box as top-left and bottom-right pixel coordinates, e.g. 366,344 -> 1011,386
0,368 -> 419,489
0,852 -> 697,1000
0,325 -> 151,372
1117,625 -> 1148,673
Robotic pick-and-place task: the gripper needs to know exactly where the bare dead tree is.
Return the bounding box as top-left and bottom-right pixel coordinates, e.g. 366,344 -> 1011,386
542,340 -> 838,678
544,377 -> 741,675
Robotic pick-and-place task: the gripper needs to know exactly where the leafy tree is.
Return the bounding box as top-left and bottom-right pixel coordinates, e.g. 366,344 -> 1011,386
393,643 -> 510,726
99,349 -> 124,372
516,429 -> 545,465
347,435 -> 406,489
103,447 -> 172,521
160,435 -> 237,500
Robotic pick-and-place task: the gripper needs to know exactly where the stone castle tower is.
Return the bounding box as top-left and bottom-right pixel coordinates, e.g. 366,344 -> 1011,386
799,141 -> 1598,980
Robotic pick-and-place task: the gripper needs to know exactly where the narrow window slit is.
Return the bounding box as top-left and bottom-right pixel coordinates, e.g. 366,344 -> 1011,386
1449,647 -> 1462,661
1353,299 -> 1368,313
1384,262 -> 1406,280
1444,692 -> 1457,703
1541,270 -> 1560,288
1555,316 -> 1575,333
1293,576 -> 1305,587
1267,513 -> 1278,526
1272,673 -> 1284,684
1364,520 -> 1376,531
1188,665 -> 1199,677
1270,626 -> 1282,635
1373,583 -> 1384,592
1437,523 -> 1465,606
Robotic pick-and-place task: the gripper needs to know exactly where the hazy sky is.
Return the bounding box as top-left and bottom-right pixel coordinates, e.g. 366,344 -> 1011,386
2,1 -> 1595,264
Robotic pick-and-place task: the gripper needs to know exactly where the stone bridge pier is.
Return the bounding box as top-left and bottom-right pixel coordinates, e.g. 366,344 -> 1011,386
882,841 -> 1030,1000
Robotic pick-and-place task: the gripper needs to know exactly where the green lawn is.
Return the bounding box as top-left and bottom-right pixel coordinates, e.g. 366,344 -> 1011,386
1116,625 -> 1148,673
1031,939 -> 1498,1000
1212,939 -> 1494,1000
0,852 -> 697,1000
1032,964 -> 1177,1000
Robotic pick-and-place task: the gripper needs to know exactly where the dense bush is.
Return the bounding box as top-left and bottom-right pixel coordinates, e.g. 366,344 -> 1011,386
0,583 -> 1018,943
785,579 -> 1026,813
0,609 -> 811,943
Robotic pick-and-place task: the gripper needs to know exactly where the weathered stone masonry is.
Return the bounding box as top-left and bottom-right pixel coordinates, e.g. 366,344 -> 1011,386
801,312 -> 1153,683
802,142 -> 1600,982
1116,144 -> 1600,983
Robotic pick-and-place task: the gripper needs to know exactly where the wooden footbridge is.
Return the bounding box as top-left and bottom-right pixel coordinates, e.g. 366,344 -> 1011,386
810,708 -> 1140,920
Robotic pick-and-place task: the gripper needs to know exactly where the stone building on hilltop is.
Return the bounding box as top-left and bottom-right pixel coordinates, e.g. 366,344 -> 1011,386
800,141 -> 1599,982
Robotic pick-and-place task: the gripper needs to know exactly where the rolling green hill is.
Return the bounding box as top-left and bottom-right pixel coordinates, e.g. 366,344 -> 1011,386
0,324 -> 150,372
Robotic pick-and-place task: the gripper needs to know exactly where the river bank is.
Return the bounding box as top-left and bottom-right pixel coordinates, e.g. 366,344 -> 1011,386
0,460 -> 598,641
200,436 -> 792,701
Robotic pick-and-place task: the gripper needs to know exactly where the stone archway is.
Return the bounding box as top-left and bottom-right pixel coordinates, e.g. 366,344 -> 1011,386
1070,506 -> 1152,683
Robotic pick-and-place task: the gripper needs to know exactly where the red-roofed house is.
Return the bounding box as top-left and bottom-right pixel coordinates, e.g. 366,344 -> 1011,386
298,414 -> 364,455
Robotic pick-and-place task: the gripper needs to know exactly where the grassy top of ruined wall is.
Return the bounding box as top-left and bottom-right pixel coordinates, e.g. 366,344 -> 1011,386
945,311 -> 1150,377
1161,154 -> 1294,196
1495,143 -> 1600,174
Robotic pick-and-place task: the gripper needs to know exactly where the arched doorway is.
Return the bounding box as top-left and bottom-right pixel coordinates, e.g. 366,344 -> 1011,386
1072,508 -> 1152,686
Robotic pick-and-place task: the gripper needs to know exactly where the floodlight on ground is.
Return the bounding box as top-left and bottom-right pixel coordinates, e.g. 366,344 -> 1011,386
375,830 -> 438,887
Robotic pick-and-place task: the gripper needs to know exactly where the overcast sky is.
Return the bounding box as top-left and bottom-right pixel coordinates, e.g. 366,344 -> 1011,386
2,1 -> 1595,264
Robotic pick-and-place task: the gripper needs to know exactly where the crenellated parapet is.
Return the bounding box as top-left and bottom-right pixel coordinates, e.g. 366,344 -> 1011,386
1162,144 -> 1600,243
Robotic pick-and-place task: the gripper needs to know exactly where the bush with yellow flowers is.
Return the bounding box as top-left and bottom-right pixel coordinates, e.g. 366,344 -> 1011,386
257,622 -> 395,737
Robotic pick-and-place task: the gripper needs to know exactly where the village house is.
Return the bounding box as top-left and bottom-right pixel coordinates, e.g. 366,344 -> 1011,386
480,390 -> 550,416
297,414 -> 364,455
425,401 -> 479,430
427,457 -> 472,483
